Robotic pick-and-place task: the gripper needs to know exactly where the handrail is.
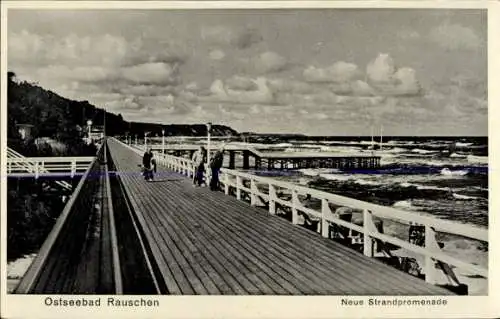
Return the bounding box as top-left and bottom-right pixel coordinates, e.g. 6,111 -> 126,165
7,147 -> 26,158
7,148 -> 93,190
115,137 -> 488,286
7,158 -> 93,182
7,156 -> 95,162
104,142 -> 123,294
14,143 -> 105,293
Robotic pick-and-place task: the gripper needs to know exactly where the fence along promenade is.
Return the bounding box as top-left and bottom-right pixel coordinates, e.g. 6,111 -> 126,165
120,137 -> 488,292
14,142 -> 122,294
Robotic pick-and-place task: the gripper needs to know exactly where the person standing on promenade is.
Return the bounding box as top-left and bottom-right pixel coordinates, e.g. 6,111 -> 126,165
192,146 -> 206,187
142,147 -> 155,181
209,146 -> 225,191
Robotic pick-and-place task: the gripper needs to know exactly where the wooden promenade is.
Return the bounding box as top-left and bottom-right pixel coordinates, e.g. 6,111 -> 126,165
107,138 -> 453,295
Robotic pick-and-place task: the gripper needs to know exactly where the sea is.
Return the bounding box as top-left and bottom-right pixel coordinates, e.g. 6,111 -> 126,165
247,136 -> 488,227
233,135 -> 488,293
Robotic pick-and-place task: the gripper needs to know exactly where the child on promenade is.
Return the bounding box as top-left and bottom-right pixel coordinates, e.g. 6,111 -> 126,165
142,147 -> 155,181
192,146 -> 206,186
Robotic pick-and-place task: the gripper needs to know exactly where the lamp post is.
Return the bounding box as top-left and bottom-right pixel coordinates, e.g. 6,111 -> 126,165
161,129 -> 165,155
144,132 -> 147,150
206,122 -> 212,166
135,135 -> 137,145
87,120 -> 93,143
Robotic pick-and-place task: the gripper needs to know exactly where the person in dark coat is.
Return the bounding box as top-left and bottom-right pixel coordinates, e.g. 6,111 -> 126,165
142,147 -> 155,181
192,146 -> 206,187
209,146 -> 224,191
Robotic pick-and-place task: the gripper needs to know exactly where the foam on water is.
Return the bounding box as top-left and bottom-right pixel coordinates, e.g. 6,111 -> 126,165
449,153 -> 468,158
452,193 -> 480,200
456,142 -> 474,147
411,148 -> 438,154
392,200 -> 414,209
440,168 -> 469,176
467,155 -> 488,164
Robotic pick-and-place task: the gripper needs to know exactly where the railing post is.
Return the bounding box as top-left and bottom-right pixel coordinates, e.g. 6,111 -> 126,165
224,173 -> 229,195
236,176 -> 242,200
250,179 -> 257,206
291,189 -> 299,225
34,161 -> 40,179
363,209 -> 377,257
268,184 -> 276,215
425,225 -> 438,284
321,199 -> 331,238
70,160 -> 76,178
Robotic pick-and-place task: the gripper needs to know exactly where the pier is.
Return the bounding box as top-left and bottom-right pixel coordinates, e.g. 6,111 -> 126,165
9,137 -> 487,295
134,143 -> 381,170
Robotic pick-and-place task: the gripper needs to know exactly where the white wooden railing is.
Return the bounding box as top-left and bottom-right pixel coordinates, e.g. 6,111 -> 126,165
7,147 -> 94,190
7,156 -> 94,178
117,137 -> 488,288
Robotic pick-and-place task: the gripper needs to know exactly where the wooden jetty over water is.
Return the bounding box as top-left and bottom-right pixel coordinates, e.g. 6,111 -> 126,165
9,137 -> 487,295
132,142 -> 381,170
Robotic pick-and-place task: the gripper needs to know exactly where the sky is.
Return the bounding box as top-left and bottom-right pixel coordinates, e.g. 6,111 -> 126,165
7,8 -> 487,136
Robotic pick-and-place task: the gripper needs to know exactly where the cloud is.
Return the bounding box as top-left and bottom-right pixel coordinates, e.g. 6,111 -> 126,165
105,96 -> 145,111
201,25 -> 262,49
40,62 -> 181,86
233,28 -> 263,49
351,80 -> 376,96
397,29 -> 420,39
114,84 -> 178,97
9,31 -> 130,67
9,29 -> 190,119
267,78 -> 314,94
303,61 -> 360,83
137,94 -> 175,109
253,51 -> 288,73
201,26 -> 234,46
429,23 -> 483,50
37,65 -> 115,83
121,62 -> 179,85
276,90 -> 336,107
185,82 -> 199,92
225,75 -> 258,91
209,49 -> 225,60
366,53 -> 421,96
204,77 -> 275,104
366,54 -> 395,83
449,75 -> 486,98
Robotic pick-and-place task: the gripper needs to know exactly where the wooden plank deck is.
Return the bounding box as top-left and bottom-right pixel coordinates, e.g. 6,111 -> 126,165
107,138 -> 454,295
